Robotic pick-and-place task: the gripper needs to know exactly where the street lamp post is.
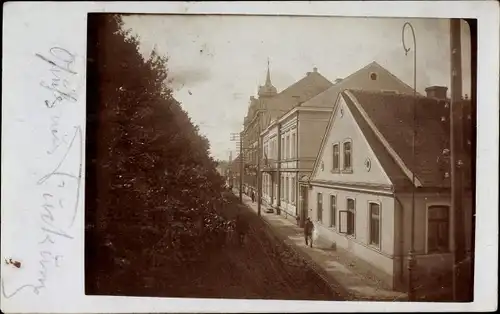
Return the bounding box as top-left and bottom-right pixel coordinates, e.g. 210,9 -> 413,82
239,132 -> 243,203
257,113 -> 262,217
230,132 -> 243,203
402,21 -> 417,301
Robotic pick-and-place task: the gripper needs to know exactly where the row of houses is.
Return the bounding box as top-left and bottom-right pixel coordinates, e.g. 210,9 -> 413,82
231,61 -> 474,291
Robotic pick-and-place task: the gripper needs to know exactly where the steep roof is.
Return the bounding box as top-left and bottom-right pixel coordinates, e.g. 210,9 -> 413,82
342,89 -> 473,190
263,70 -> 333,126
278,71 -> 333,104
301,61 -> 418,109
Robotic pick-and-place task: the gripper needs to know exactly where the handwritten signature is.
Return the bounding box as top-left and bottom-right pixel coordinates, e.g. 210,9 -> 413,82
36,47 -> 78,109
1,47 -> 83,299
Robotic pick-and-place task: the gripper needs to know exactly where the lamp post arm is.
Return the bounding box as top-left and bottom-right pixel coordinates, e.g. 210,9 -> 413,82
402,21 -> 417,302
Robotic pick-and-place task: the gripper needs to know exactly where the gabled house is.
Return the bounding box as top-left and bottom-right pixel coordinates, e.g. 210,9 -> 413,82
305,88 -> 473,291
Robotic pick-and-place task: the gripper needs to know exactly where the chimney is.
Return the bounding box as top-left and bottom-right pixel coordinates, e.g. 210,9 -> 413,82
313,67 -> 318,73
425,86 -> 448,100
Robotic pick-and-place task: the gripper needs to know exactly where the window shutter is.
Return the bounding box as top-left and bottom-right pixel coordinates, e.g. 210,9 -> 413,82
339,210 -> 348,234
347,211 -> 353,234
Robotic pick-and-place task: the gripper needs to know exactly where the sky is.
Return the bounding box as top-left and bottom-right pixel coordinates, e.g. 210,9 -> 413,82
122,15 -> 472,161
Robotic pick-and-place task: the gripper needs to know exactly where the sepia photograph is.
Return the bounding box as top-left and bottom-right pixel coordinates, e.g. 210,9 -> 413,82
84,13 -> 476,303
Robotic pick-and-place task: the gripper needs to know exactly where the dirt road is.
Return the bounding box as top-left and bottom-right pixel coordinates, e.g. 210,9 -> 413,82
90,193 -> 345,300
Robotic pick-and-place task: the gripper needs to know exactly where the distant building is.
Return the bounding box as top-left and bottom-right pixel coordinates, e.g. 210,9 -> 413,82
305,88 -> 473,290
229,154 -> 242,189
242,62 -> 333,196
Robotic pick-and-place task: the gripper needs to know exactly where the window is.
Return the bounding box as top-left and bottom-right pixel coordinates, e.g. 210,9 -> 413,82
369,202 -> 381,246
286,135 -> 290,159
340,198 -> 356,235
291,133 -> 296,158
347,198 -> 355,235
283,137 -> 287,159
427,205 -> 450,253
268,177 -> 271,196
271,139 -> 274,159
317,193 -> 323,223
343,141 -> 352,170
285,177 -> 289,202
265,175 -> 269,195
329,195 -> 337,228
291,177 -> 296,204
370,72 -> 378,80
262,175 -> 266,195
332,143 -> 340,171
273,139 -> 277,159
281,137 -> 285,160
280,176 -> 284,200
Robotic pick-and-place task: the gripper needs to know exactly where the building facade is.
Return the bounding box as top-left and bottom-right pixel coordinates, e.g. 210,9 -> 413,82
242,64 -> 333,197
306,88 -> 473,291
260,61 -> 424,225
261,106 -> 332,223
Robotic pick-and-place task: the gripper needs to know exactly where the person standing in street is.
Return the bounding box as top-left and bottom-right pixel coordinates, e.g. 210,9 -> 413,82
304,217 -> 314,248
251,190 -> 255,203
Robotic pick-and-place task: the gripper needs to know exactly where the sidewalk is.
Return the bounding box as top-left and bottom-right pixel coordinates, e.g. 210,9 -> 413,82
238,192 -> 408,301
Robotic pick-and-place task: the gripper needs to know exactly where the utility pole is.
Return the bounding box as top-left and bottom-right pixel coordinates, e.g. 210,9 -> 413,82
228,150 -> 233,188
276,124 -> 282,215
402,21 -> 417,301
239,132 -> 243,203
230,132 -> 243,203
450,18 -> 467,302
257,113 -> 262,216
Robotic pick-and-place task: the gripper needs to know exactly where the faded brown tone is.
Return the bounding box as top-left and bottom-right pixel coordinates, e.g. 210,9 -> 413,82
86,13 -> 475,303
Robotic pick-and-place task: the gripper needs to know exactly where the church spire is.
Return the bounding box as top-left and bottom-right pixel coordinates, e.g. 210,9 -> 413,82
265,57 -> 272,86
259,57 -> 277,97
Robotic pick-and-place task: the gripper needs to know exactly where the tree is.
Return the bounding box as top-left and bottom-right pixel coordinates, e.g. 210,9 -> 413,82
86,14 -> 228,294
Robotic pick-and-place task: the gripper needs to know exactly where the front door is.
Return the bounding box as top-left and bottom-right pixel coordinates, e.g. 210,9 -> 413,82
299,185 -> 308,228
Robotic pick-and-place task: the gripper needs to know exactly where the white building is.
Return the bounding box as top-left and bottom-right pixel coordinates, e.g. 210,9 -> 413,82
261,106 -> 332,221
305,88 -> 473,291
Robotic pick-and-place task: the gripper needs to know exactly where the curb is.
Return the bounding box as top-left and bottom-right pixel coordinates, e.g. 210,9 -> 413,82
262,214 -> 408,301
238,196 -> 409,302
261,214 -> 356,301
239,198 -> 355,301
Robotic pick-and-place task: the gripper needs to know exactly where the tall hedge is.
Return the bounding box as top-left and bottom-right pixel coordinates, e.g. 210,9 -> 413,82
86,14 -> 228,294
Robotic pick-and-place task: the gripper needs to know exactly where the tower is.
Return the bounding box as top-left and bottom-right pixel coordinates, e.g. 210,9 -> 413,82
258,58 -> 278,98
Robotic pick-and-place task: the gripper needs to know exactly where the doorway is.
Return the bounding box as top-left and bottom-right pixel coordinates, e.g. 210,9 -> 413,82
299,185 -> 309,228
